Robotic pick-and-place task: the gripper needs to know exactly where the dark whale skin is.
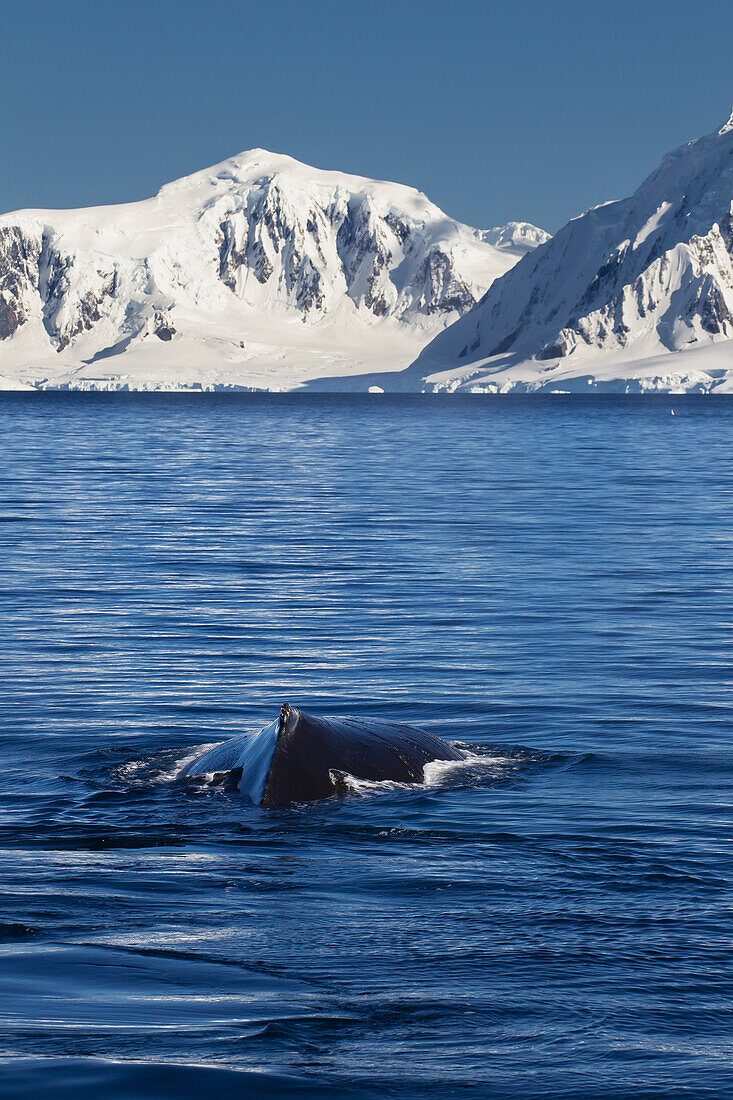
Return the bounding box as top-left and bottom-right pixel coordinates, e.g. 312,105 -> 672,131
183,704 -> 464,808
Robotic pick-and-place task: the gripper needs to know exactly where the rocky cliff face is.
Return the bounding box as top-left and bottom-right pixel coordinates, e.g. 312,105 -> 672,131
410,114 -> 733,391
0,226 -> 42,339
0,150 -> 546,388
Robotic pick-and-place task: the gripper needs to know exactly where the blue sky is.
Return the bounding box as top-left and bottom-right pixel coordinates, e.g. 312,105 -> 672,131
2,0 -> 731,232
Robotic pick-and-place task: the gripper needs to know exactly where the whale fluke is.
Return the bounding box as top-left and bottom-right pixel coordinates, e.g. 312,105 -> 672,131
182,705 -> 464,807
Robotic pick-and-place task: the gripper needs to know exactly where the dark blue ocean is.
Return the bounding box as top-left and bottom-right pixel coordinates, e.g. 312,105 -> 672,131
1,393 -> 732,1099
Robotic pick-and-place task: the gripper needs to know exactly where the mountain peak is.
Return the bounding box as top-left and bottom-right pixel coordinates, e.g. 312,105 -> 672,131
221,148 -> 305,172
408,111 -> 733,393
0,150 -> 549,391
155,147 -> 444,219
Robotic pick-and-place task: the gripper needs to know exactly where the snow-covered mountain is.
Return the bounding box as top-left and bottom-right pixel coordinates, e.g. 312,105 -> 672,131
406,113 -> 733,393
0,151 -> 547,391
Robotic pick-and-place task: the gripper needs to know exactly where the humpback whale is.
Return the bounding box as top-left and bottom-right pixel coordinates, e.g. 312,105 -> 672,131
182,703 -> 464,807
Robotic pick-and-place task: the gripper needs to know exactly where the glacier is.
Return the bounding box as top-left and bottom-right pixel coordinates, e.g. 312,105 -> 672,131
0,150 -> 547,392
406,113 -> 733,393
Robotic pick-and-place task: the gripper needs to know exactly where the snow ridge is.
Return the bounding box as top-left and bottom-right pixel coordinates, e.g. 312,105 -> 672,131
408,114 -> 733,394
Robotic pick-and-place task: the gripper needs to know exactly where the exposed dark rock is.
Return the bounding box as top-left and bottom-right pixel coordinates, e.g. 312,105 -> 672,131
0,298 -> 19,338
154,312 -> 176,341
417,250 -> 476,315
250,239 -> 274,284
295,259 -> 324,313
364,273 -> 387,317
218,219 -> 248,291
699,282 -> 733,334
0,225 -> 42,339
384,212 -> 409,243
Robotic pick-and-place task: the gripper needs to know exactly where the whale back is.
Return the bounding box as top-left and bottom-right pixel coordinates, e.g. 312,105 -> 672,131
262,705 -> 463,807
183,704 -> 463,807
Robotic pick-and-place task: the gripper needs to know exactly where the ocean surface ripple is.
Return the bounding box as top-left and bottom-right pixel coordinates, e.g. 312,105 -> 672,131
1,393 -> 732,1098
